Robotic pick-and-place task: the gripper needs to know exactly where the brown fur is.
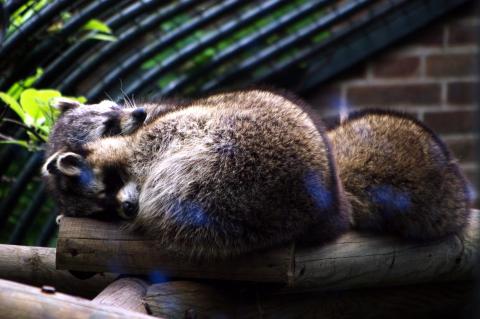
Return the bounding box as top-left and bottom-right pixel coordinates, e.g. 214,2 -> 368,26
327,109 -> 472,240
42,99 -> 146,217
53,90 -> 351,259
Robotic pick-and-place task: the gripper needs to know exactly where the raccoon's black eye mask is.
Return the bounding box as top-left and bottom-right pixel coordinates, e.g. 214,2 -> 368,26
102,112 -> 121,136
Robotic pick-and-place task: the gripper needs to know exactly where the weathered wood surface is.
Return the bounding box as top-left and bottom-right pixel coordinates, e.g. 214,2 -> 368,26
93,277 -> 149,314
145,281 -> 238,318
0,244 -> 116,298
0,279 -> 159,319
145,280 -> 474,319
57,217 -> 291,283
56,211 -> 479,291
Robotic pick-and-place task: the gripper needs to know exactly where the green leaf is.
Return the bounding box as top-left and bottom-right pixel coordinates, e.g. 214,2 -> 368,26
0,92 -> 25,121
85,33 -> 117,42
83,19 -> 112,34
23,68 -> 44,88
7,68 -> 44,98
20,89 -> 61,127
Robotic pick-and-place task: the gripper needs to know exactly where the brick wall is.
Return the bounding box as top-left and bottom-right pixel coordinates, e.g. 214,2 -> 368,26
306,5 -> 479,206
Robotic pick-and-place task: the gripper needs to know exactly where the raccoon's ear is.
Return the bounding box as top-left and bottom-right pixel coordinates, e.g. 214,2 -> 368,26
52,97 -> 81,114
56,152 -> 84,177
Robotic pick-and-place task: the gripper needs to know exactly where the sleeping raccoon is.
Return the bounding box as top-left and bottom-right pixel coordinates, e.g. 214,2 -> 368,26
42,98 -> 147,219
327,110 -> 472,240
46,90 -> 351,259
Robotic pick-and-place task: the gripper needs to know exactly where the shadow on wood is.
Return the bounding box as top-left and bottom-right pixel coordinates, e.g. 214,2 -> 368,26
56,211 -> 479,292
144,280 -> 474,319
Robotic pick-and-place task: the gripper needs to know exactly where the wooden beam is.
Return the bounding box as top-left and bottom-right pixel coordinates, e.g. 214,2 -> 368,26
144,280 -> 474,319
93,277 -> 150,314
56,211 -> 479,291
0,244 -> 116,298
0,279 -> 159,319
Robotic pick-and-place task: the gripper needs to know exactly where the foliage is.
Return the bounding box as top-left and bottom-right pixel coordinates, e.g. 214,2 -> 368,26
7,0 -> 52,36
82,18 -> 117,42
7,0 -> 116,43
0,69 -> 86,150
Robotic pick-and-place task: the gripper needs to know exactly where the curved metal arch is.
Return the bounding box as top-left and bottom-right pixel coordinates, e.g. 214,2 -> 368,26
55,0 -> 200,93
156,0 -> 333,98
0,0 -> 73,88
125,0 -> 286,97
36,0 -> 173,88
199,0 -> 373,93
0,151 -> 43,230
3,0 -> 127,89
86,0 -> 244,101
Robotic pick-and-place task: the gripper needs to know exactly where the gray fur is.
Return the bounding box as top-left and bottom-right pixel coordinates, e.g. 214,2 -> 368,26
43,99 -> 146,217
50,90 -> 351,259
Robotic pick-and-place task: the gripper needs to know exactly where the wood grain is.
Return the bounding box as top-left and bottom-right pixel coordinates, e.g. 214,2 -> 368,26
56,211 -> 479,291
0,244 -> 116,298
93,277 -> 149,314
0,279 -> 159,319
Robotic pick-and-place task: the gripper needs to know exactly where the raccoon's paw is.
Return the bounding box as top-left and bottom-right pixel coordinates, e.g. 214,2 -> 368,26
56,152 -> 85,177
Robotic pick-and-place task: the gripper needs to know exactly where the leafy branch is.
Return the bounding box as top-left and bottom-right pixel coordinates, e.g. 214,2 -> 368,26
0,68 -> 86,151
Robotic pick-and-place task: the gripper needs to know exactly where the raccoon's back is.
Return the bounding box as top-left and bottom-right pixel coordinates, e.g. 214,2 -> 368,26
328,110 -> 471,240
134,102 -> 348,259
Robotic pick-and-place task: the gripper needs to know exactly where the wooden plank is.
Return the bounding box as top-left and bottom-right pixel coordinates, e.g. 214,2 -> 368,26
56,211 -> 479,290
0,279 -> 159,319
0,244 -> 116,298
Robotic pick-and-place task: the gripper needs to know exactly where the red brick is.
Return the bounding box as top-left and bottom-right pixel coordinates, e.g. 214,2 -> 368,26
448,24 -> 478,46
372,56 -> 420,78
426,54 -> 477,77
423,110 -> 476,134
445,136 -> 478,162
346,84 -> 441,107
448,81 -> 478,105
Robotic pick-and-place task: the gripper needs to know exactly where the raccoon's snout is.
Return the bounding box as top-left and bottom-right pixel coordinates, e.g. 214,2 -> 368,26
132,108 -> 146,122
121,107 -> 147,134
119,201 -> 138,220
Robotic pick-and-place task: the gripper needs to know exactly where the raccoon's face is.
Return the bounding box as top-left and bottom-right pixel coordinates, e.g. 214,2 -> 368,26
47,98 -> 147,155
43,98 -> 147,218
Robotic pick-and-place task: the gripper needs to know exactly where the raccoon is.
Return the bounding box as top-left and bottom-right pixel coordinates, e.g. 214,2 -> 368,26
327,109 -> 472,240
42,98 -> 147,219
48,90 -> 351,259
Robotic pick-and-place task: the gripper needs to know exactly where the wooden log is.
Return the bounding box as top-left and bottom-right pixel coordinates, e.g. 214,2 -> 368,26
56,210 -> 479,291
145,281 -> 238,318
93,277 -> 149,314
0,244 -> 116,298
0,278 -> 159,319
144,280 -> 474,319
